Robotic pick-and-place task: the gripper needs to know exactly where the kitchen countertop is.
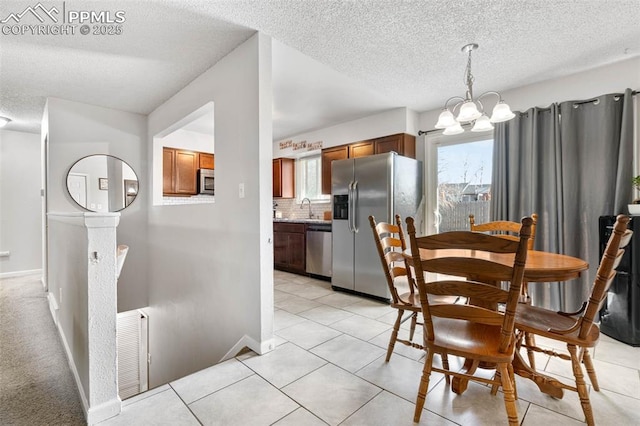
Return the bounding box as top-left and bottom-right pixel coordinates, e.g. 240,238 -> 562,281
274,218 -> 332,225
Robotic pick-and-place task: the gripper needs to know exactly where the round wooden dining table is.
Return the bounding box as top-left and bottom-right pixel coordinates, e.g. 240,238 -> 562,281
404,247 -> 589,398
408,248 -> 589,283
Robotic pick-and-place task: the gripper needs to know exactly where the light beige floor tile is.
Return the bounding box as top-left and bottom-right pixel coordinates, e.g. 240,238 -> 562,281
423,379 -> 529,426
521,403 -> 584,425
293,284 -> 335,300
274,294 -> 321,314
272,407 -> 328,425
274,310 -> 307,331
241,342 -> 326,388
342,390 -> 456,426
190,375 -> 298,426
121,384 -> 170,407
513,374 -> 585,421
545,355 -> 639,398
342,299 -> 393,319
367,328 -> 425,361
281,364 -> 381,426
314,292 -> 361,308
298,304 -> 354,325
170,358 -> 254,404
516,345 -> 550,372
276,320 -> 342,350
593,334 -> 640,370
273,335 -> 288,347
531,335 -> 569,352
375,310 -> 402,326
98,388 -> 198,425
356,354 -> 446,402
274,289 -> 295,303
591,387 -> 640,424
329,315 -> 391,341
310,334 -> 385,372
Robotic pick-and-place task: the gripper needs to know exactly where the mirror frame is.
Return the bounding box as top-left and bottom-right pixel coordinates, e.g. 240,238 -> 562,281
66,154 -> 139,212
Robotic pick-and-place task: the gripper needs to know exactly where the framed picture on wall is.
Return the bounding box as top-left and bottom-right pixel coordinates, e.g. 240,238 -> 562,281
98,178 -> 109,190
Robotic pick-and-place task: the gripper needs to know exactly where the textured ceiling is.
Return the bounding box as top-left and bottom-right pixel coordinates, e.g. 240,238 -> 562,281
1,0 -> 639,139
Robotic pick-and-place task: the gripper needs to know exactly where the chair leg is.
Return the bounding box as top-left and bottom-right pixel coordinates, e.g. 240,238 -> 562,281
441,353 -> 451,385
386,309 -> 404,362
524,332 -> 537,370
409,312 -> 418,341
582,348 -> 600,391
568,344 -> 595,426
414,350 -> 434,423
491,369 -> 500,396
498,363 -> 519,426
508,362 -> 518,401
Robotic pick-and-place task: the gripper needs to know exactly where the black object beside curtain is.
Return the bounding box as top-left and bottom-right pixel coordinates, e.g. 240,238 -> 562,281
491,88 -> 634,311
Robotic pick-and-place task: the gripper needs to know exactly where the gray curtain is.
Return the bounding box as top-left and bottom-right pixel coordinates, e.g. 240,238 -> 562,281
492,89 -> 634,311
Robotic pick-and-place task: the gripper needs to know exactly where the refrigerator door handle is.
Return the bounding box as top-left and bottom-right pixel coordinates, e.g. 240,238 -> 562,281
347,181 -> 354,233
353,180 -> 359,233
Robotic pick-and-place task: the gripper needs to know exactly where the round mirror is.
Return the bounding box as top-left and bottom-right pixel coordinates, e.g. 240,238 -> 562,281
66,155 -> 139,212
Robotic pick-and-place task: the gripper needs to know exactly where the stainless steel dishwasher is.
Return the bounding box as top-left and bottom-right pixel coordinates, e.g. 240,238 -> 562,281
306,223 -> 332,278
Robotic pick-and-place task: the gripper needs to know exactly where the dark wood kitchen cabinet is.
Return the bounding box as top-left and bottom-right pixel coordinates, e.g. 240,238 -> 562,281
273,158 -> 295,198
321,145 -> 349,195
273,222 -> 305,273
320,134 -> 415,194
199,153 -> 215,169
321,142 -> 374,195
163,147 -> 199,195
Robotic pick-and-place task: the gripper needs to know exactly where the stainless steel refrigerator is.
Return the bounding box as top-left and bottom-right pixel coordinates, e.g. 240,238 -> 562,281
331,152 -> 423,299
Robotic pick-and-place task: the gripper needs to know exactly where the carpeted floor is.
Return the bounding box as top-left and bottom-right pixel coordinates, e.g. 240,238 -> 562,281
0,273 -> 86,425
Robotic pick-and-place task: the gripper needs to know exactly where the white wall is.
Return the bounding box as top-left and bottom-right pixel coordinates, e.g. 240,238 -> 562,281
146,33 -> 274,387
0,129 -> 42,276
273,107 -> 415,158
160,128 -> 214,153
44,98 -> 148,312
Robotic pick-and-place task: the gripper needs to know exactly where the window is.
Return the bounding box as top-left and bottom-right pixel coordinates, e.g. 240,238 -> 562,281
296,154 -> 329,202
425,131 -> 493,234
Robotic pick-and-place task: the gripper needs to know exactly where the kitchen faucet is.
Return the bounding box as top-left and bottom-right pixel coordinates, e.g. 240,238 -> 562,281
300,197 -> 312,219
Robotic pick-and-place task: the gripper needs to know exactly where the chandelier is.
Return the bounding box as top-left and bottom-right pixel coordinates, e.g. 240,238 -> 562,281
435,43 -> 515,135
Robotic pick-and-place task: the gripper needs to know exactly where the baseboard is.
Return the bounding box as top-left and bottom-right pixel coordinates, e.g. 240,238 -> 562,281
0,268 -> 43,279
56,319 -> 90,420
86,398 -> 122,425
47,292 -> 58,323
219,335 -> 275,362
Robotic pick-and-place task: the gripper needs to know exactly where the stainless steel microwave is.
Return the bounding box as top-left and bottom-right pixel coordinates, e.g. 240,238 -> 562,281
198,169 -> 214,195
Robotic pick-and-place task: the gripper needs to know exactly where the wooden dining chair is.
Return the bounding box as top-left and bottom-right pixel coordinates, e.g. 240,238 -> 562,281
470,213 -> 538,319
514,214 -> 631,426
367,215 -> 438,361
406,216 -> 533,425
469,213 -> 538,250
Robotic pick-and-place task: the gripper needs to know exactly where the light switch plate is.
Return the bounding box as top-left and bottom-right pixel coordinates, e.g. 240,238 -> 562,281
239,183 -> 245,198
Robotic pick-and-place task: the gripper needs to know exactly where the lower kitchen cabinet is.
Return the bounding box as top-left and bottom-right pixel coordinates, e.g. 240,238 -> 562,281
273,222 -> 306,274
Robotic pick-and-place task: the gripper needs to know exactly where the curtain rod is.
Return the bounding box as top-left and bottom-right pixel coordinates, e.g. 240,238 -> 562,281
418,89 -> 639,136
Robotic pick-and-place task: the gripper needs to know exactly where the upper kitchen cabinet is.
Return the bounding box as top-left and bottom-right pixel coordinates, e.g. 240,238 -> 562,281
320,134 -> 415,194
199,153 -> 214,169
273,158 -> 295,198
321,145 -> 349,194
374,133 -> 415,158
348,141 -> 374,158
163,147 -> 199,195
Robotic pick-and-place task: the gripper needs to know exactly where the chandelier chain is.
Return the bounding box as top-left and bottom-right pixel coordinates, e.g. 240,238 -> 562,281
464,48 -> 475,100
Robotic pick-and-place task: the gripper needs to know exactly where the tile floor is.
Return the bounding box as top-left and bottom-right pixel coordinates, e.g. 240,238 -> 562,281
99,271 -> 640,425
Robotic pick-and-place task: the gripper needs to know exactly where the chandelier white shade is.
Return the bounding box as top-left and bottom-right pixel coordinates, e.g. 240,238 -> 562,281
435,43 -> 515,135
